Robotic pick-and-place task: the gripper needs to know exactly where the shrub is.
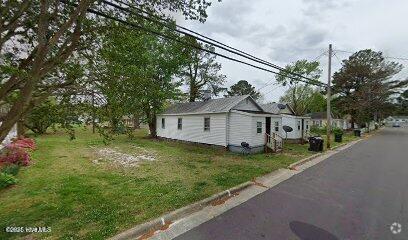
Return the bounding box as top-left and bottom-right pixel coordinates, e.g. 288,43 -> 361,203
0,145 -> 31,166
1,164 -> 20,176
12,138 -> 36,150
0,172 -> 17,189
310,125 -> 326,136
333,127 -> 343,135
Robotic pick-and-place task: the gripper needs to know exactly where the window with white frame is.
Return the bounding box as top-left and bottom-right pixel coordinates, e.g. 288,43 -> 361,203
256,122 -> 262,133
204,117 -> 210,131
161,118 -> 165,129
274,121 -> 279,132
177,118 -> 182,130
297,120 -> 301,130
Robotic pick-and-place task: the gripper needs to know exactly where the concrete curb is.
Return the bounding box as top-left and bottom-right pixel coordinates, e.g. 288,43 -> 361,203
287,137 -> 364,170
110,181 -> 253,240
112,134 -> 374,239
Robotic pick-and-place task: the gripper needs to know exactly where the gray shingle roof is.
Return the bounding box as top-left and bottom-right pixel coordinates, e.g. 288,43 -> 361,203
305,111 -> 339,119
162,95 -> 250,115
260,103 -> 293,115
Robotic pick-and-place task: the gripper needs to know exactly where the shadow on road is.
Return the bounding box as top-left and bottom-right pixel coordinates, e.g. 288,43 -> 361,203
289,221 -> 339,240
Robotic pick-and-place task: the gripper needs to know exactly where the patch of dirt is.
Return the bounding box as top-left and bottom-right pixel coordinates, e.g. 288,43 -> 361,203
211,193 -> 239,206
137,221 -> 173,240
92,147 -> 156,167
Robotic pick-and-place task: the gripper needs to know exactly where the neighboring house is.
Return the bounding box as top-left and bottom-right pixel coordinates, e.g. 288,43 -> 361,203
305,111 -> 347,130
385,116 -> 408,127
156,95 -> 283,153
0,109 -> 18,148
260,103 -> 311,141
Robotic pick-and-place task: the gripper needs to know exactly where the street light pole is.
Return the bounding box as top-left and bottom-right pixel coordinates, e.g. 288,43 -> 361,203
326,44 -> 332,149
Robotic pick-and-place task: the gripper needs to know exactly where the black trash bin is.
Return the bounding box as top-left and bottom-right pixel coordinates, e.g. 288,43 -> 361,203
315,137 -> 324,151
308,137 -> 324,152
354,129 -> 361,137
334,133 -> 343,142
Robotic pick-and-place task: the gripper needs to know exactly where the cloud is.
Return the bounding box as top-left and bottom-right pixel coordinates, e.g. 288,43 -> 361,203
181,0 -> 408,102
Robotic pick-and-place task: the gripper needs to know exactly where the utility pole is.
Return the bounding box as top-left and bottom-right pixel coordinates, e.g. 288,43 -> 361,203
326,44 -> 332,149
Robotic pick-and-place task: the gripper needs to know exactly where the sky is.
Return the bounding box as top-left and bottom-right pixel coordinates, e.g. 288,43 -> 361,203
175,0 -> 408,103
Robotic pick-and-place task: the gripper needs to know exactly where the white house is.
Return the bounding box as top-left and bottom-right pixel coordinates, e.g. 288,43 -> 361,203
157,96 -> 310,153
157,95 -> 286,153
385,116 -> 408,127
260,103 -> 311,141
305,111 -> 348,130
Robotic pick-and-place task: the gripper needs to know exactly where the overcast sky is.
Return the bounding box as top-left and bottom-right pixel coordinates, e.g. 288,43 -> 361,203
176,0 -> 408,103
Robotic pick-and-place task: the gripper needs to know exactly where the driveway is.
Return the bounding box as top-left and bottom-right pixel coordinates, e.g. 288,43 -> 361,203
175,128 -> 408,240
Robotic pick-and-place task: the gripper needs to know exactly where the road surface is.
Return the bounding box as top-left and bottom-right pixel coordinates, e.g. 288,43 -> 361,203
175,128 -> 408,240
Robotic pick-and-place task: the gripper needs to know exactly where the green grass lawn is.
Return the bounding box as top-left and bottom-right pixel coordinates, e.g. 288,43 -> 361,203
0,127 -> 345,239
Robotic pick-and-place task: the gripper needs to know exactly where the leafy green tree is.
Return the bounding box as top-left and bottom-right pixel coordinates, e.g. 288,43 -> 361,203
306,90 -> 326,113
0,0 -> 217,142
394,89 -> 408,115
179,40 -> 226,102
226,80 -> 261,100
279,85 -> 314,115
276,60 -> 322,115
24,99 -> 59,135
332,49 -> 406,126
95,21 -> 187,137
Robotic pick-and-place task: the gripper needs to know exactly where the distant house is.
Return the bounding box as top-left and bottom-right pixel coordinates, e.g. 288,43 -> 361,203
385,116 -> 408,126
157,96 -> 311,153
260,103 -> 311,141
305,111 -> 348,130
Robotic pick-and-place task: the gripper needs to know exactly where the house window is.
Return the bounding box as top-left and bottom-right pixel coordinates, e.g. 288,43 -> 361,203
274,121 -> 279,132
204,117 -> 210,131
257,122 -> 262,133
161,118 -> 165,129
297,121 -> 301,130
306,121 -> 309,130
178,118 -> 182,130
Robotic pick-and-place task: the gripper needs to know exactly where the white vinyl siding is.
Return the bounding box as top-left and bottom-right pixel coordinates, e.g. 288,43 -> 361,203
156,113 -> 227,146
251,116 -> 266,146
228,112 -> 253,146
281,115 -> 309,139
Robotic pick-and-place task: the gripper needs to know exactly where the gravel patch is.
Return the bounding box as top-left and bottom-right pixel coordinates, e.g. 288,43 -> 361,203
93,147 -> 156,167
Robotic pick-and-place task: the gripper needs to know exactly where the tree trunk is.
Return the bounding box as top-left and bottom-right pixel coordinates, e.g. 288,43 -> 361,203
148,115 -> 157,138
17,119 -> 26,137
133,115 -> 140,130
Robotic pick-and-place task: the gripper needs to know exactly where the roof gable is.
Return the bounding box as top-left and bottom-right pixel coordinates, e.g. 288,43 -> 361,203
260,103 -> 294,115
161,95 -> 261,115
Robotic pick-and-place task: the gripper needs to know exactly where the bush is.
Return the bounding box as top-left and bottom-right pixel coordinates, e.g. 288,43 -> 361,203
1,164 -> 20,176
0,145 -> 31,166
0,172 -> 17,189
12,138 -> 36,150
333,127 -> 343,135
310,125 -> 326,136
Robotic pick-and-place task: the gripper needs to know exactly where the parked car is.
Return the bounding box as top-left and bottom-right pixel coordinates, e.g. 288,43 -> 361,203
392,123 -> 401,127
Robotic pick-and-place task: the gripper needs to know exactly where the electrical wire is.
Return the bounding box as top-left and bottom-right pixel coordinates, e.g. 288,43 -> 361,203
100,0 -> 324,86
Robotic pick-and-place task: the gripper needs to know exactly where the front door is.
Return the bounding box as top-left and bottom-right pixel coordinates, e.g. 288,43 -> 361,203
266,117 -> 271,135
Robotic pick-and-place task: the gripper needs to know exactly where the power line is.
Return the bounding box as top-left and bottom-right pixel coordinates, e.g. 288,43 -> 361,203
312,50 -> 327,62
333,52 -> 343,65
100,0 -> 324,86
335,49 -> 408,62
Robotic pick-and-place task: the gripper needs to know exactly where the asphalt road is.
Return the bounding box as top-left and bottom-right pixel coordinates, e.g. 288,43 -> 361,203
175,127 -> 408,240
